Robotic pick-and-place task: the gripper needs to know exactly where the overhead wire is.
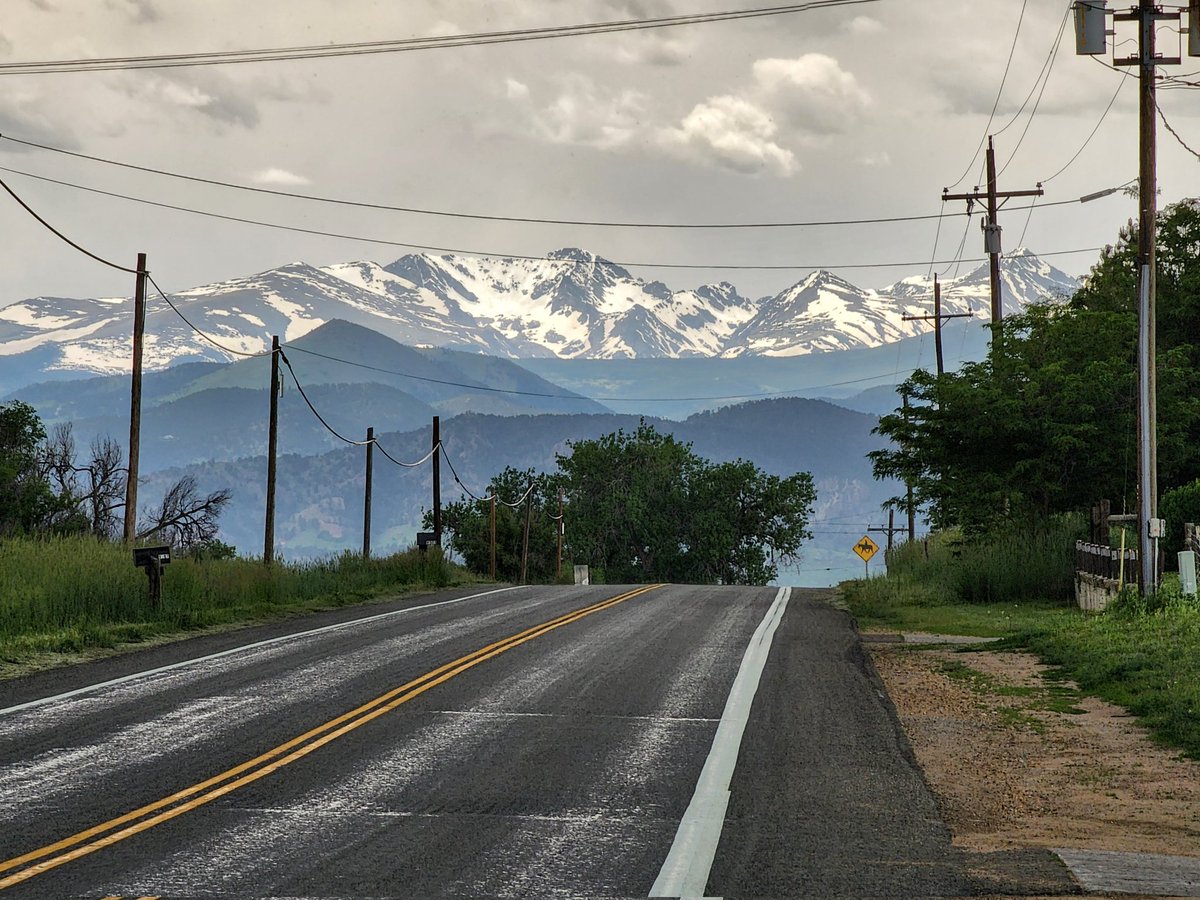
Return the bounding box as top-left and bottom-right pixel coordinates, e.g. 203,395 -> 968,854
147,274 -> 273,358
0,133 -> 962,231
993,2 -> 1072,140
997,3 -> 1071,176
0,1 -> 882,75
1042,73 -> 1126,183
0,163 -> 1104,273
1156,99 -> 1200,161
0,173 -> 139,274
944,0 -> 1029,191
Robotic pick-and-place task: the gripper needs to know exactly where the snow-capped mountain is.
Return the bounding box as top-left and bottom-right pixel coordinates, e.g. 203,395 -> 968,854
0,247 -> 1079,378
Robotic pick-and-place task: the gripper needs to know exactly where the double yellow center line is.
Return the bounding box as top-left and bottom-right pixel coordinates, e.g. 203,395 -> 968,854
0,584 -> 663,892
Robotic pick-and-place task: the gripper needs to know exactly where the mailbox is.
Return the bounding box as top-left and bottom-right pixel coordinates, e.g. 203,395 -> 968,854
133,545 -> 171,606
133,545 -> 171,570
416,532 -> 439,552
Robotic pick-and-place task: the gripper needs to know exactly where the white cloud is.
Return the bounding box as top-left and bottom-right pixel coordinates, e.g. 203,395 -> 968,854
252,168 -> 311,186
751,55 -> 872,135
845,15 -> 884,36
861,151 -> 891,167
505,78 -> 530,101
659,95 -> 797,176
529,76 -> 648,149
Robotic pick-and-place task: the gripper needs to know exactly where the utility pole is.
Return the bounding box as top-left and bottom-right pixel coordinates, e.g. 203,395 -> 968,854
902,388 -> 916,542
362,426 -> 374,558
520,479 -> 533,585
264,335 -> 280,565
869,509 -> 905,552
556,486 -> 564,581
901,275 -> 975,377
123,252 -> 148,543
943,137 -> 1043,328
489,494 -> 497,581
1075,0 -> 1183,593
431,416 -> 442,548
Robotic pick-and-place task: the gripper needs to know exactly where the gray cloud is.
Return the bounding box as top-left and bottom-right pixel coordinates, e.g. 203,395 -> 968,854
104,0 -> 160,23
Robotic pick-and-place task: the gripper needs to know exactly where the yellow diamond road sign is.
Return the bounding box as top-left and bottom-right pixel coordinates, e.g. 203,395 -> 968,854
853,535 -> 879,563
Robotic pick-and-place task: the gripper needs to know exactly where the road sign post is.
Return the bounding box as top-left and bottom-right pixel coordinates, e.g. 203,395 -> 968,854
854,535 -> 880,578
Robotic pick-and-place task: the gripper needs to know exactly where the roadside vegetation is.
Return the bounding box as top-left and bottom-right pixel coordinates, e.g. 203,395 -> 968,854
0,535 -> 458,672
842,201 -> 1200,760
841,527 -> 1200,759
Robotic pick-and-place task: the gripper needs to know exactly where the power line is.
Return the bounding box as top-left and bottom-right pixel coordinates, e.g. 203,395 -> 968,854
0,133 -> 959,231
993,2 -> 1071,140
0,173 -> 138,274
1042,74 -> 1126,183
1156,99 -> 1200,161
997,3 -> 1071,177
148,274 -> 272,358
0,1 -> 881,75
0,163 -> 1103,273
944,0 -> 1029,191
282,342 -> 913,403
277,347 -> 442,467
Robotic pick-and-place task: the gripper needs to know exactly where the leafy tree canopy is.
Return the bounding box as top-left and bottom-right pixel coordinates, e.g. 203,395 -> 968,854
871,199 -> 1200,536
437,422 -> 816,585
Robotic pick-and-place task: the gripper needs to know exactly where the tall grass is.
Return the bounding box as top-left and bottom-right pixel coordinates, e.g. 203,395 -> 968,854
0,535 -> 457,664
881,516 -> 1082,605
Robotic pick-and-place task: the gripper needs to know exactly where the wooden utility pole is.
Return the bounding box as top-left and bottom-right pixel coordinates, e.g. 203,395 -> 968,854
1108,0 -> 1178,592
489,494 -> 497,581
902,389 -> 915,541
264,336 -> 280,564
556,486 -> 564,581
943,137 -> 1043,327
901,275 -> 974,377
520,479 -> 533,585
123,252 -> 148,543
869,509 -> 904,552
362,426 -> 374,558
431,416 -> 442,548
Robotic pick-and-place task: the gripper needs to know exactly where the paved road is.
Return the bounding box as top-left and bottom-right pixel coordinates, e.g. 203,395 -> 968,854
0,584 -> 977,898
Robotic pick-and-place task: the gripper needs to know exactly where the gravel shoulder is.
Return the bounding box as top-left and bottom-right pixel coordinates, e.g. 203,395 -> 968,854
868,638 -> 1200,897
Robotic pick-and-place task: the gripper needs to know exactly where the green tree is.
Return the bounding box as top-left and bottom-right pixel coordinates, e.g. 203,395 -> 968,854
433,467 -> 564,583
0,400 -> 58,535
557,421 -> 815,584
871,199 -> 1200,535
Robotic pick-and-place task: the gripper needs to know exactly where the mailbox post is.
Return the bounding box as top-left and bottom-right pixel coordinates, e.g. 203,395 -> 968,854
133,545 -> 171,607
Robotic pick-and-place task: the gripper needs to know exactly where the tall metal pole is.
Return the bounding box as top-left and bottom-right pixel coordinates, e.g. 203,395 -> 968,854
362,426 -> 374,558
1138,0 -> 1159,592
123,252 -> 148,543
264,336 -> 280,564
432,416 -> 442,548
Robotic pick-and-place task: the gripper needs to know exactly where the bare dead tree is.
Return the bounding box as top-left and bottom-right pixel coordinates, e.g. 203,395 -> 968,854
137,474 -> 232,549
83,436 -> 127,538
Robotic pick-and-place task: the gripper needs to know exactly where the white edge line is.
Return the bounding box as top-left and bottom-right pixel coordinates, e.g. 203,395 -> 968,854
649,585 -> 791,900
0,585 -> 522,718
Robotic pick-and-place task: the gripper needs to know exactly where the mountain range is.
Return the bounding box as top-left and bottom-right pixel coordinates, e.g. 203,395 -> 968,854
0,247 -> 1079,391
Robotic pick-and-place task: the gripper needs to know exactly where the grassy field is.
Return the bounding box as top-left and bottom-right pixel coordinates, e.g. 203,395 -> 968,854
0,535 -> 466,672
839,527 -> 1200,759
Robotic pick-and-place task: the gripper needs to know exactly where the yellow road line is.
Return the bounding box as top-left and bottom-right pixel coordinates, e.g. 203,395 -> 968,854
0,585 -> 663,892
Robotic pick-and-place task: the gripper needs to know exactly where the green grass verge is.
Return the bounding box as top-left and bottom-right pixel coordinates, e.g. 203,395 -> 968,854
840,561 -> 1200,759
1004,599 -> 1200,759
0,535 -> 477,674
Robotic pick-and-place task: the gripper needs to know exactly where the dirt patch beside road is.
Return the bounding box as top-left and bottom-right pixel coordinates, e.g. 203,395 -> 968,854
869,641 -> 1200,859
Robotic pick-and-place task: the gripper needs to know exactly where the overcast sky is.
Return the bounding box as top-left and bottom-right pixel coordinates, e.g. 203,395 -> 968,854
0,0 -> 1195,305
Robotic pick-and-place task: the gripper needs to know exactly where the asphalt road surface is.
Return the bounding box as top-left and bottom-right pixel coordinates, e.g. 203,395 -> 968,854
0,584 -> 981,898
